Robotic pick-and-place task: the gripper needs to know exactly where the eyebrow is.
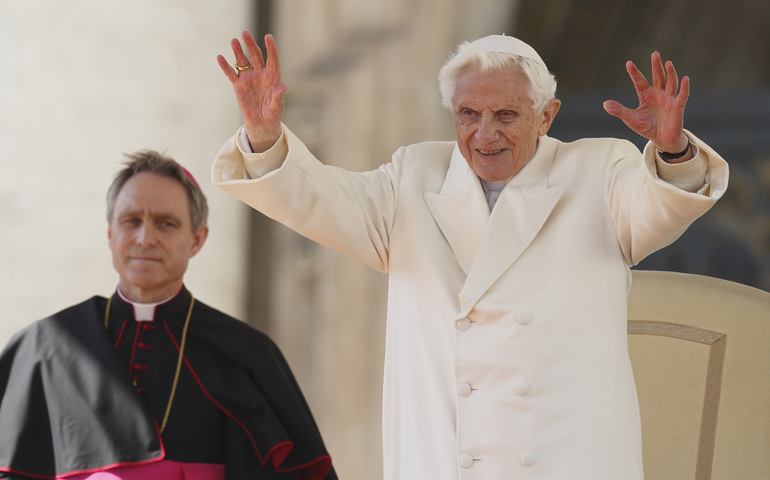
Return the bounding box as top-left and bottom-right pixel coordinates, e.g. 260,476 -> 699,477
118,210 -> 183,224
154,213 -> 183,224
456,104 -> 518,114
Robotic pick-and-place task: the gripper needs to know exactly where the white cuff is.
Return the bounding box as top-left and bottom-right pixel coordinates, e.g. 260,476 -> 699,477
236,126 -> 289,179
654,142 -> 708,193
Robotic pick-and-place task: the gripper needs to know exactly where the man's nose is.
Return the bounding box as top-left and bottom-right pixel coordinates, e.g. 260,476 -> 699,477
136,225 -> 157,246
475,115 -> 499,143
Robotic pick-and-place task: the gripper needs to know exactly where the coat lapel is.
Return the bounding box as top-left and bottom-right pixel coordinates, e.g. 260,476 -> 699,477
424,146 -> 490,275
457,136 -> 563,318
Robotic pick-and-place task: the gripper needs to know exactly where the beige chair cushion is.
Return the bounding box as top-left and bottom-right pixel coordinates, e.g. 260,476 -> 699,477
628,270 -> 770,480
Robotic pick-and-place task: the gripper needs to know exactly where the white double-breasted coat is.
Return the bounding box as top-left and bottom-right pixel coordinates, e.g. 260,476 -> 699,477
212,125 -> 728,480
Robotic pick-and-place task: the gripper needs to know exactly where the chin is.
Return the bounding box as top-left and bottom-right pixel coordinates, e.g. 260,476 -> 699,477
477,171 -> 510,182
123,272 -> 166,290
471,161 -> 514,181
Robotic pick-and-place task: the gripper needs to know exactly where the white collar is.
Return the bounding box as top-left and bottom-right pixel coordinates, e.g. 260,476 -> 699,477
481,178 -> 508,192
116,287 -> 178,322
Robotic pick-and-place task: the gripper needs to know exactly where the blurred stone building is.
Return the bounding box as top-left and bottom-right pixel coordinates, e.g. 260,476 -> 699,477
0,2 -> 254,357
1,0 -> 767,479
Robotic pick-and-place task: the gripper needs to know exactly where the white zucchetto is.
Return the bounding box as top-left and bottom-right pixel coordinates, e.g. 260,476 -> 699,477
469,35 -> 547,69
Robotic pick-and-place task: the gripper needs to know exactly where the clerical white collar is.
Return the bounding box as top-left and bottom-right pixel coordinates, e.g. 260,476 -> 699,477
481,178 -> 508,192
116,287 -> 179,322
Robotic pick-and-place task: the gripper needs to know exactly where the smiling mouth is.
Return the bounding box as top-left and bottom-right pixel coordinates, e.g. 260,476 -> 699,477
478,149 -> 503,155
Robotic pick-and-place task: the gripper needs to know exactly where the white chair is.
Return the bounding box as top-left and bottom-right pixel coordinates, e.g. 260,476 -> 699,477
628,270 -> 770,479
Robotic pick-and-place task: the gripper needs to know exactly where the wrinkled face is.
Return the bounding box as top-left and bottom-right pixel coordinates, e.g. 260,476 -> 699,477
108,173 -> 207,301
452,66 -> 559,181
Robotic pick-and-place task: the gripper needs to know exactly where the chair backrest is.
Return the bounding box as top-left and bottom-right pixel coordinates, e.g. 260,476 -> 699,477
628,270 -> 770,480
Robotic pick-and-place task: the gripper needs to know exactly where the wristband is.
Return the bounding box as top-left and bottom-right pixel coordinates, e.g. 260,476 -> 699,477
656,142 -> 691,161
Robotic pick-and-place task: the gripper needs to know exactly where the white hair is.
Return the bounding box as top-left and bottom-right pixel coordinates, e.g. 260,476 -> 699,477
438,42 -> 558,114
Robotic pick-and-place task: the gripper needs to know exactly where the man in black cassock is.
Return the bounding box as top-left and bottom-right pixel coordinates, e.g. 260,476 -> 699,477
0,151 -> 336,480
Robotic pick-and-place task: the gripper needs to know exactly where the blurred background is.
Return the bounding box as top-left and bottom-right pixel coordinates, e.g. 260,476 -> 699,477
1,0 -> 768,478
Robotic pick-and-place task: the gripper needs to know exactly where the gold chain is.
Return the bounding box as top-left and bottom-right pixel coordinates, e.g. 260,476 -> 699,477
160,295 -> 194,434
104,293 -> 195,434
104,295 -> 113,328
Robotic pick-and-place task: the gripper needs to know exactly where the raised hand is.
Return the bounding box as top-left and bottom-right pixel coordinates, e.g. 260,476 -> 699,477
217,32 -> 287,153
603,52 -> 690,157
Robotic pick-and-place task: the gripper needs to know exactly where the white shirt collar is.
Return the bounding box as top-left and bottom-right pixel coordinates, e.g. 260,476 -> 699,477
116,287 -> 178,322
481,178 -> 508,192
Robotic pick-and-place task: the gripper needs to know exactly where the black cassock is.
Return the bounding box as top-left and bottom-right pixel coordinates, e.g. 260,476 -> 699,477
0,287 -> 336,480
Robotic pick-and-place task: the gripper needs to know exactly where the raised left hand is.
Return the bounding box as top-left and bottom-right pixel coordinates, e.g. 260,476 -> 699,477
603,52 -> 690,154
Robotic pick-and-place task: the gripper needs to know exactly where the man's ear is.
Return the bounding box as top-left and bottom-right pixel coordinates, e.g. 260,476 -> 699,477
189,226 -> 209,258
538,99 -> 561,136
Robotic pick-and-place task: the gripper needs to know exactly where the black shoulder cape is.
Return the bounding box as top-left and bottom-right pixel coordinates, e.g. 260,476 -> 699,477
0,296 -> 336,480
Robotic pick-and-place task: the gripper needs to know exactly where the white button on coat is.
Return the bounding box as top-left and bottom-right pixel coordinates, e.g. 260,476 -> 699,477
459,454 -> 474,468
457,383 -> 472,397
515,381 -> 530,396
521,452 -> 536,467
456,318 -> 471,330
516,311 -> 532,325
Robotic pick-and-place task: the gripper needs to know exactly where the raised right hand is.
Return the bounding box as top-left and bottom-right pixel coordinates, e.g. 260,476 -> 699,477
217,31 -> 287,153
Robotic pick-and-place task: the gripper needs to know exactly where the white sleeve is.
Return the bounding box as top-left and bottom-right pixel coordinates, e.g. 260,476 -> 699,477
653,133 -> 709,193
604,129 -> 729,266
212,125 -> 290,183
212,125 -> 401,273
237,126 -> 289,179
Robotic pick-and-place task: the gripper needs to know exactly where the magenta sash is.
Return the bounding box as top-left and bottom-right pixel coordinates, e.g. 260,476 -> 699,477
58,461 -> 225,480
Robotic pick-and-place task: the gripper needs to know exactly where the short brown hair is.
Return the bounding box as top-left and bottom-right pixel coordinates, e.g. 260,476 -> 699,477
106,150 -> 208,231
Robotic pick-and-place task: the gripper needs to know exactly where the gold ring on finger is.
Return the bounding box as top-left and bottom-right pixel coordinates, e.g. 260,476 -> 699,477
234,61 -> 252,73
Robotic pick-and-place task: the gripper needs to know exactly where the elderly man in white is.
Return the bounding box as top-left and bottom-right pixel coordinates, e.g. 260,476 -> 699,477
212,32 -> 728,480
